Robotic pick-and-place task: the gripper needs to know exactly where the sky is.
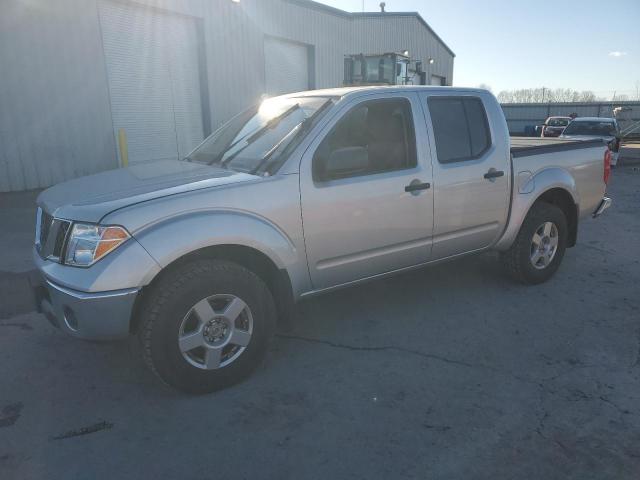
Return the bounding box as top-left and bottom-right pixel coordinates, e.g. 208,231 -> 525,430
317,0 -> 640,99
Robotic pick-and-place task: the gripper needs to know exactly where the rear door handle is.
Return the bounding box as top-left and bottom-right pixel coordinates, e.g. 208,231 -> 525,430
484,168 -> 504,180
405,181 -> 431,193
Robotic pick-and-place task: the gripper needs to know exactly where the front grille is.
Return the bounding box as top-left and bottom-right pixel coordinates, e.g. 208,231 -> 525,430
39,210 -> 53,249
36,208 -> 71,261
53,220 -> 71,257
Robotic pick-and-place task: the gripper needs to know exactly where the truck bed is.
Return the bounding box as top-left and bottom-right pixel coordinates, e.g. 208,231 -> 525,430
510,137 -> 604,158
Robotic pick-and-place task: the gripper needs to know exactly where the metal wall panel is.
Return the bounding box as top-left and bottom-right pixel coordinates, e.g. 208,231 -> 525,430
351,16 -> 454,86
0,0 -> 455,191
201,1 -> 455,130
264,37 -> 310,95
502,101 -> 640,134
98,0 -> 204,164
0,0 -> 117,192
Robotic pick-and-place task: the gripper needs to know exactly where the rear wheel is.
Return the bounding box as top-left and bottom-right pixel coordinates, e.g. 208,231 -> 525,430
502,202 -> 568,284
138,259 -> 276,394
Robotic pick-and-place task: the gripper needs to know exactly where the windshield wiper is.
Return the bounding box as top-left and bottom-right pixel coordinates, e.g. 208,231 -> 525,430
251,99 -> 334,175
219,103 -> 301,169
250,122 -> 303,175
247,104 -> 301,143
297,98 -> 333,135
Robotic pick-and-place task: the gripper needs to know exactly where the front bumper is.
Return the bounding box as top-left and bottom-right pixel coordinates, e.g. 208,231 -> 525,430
592,196 -> 612,218
30,271 -> 138,340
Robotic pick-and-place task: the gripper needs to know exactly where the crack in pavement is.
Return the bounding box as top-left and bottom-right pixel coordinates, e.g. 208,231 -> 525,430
50,421 -> 114,441
279,333 -> 638,461
278,334 -> 638,419
598,395 -> 634,417
276,333 -> 538,385
277,333 -> 624,387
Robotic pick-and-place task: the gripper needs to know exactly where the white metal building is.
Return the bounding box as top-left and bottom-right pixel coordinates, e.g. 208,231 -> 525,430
0,0 -> 455,192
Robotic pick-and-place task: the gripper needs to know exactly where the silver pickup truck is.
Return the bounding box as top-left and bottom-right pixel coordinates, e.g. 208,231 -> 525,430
32,86 -> 612,393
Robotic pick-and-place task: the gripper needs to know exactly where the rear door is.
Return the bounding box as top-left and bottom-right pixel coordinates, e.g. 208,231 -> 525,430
420,93 -> 511,259
300,92 -> 434,290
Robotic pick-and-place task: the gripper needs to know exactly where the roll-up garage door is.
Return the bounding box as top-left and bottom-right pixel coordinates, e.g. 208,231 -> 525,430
264,37 -> 309,96
430,75 -> 446,86
98,0 -> 204,165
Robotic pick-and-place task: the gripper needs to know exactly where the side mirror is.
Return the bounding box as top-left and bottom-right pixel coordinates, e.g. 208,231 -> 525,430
314,146 -> 369,181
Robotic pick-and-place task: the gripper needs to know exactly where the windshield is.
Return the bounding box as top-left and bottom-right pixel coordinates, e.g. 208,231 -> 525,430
547,118 -> 570,127
351,55 -> 396,84
562,120 -> 616,136
187,96 -> 333,174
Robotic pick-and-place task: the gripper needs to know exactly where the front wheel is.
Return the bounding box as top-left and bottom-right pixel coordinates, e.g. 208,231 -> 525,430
501,202 -> 568,285
138,259 -> 276,394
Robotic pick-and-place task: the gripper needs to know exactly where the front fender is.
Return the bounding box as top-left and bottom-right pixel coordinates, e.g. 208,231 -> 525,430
132,209 -> 308,292
494,168 -> 579,251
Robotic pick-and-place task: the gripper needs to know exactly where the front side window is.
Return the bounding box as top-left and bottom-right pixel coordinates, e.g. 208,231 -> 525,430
313,98 -> 417,181
427,96 -> 491,164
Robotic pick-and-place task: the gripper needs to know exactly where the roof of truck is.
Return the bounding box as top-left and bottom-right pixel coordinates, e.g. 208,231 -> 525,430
572,117 -> 615,122
286,85 -> 489,99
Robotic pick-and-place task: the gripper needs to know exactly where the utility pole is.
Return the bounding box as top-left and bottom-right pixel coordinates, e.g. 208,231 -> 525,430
542,87 -> 546,103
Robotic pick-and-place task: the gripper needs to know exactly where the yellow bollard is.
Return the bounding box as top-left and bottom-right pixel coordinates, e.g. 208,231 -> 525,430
118,128 -> 129,168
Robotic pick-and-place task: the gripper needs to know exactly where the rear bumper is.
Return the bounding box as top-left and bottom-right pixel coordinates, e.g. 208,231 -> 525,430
542,130 -> 562,138
30,271 -> 138,340
592,196 -> 612,218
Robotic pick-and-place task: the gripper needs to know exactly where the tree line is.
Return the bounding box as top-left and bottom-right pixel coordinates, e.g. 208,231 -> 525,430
494,87 -> 635,103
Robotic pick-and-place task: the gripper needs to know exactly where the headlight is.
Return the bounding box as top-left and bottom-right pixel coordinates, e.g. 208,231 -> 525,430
65,223 -> 130,267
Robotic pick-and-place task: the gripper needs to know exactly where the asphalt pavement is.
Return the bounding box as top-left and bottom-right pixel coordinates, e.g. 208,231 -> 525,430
1,167 -> 639,479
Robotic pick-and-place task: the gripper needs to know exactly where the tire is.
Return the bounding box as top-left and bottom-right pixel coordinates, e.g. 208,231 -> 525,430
138,259 -> 276,394
501,202 -> 568,285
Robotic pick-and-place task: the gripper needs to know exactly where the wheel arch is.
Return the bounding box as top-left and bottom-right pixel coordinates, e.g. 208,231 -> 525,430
495,168 -> 579,251
130,244 -> 295,334
128,210 -> 305,333
534,188 -> 578,247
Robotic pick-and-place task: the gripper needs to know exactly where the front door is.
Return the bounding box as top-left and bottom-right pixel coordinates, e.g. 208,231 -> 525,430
300,93 -> 434,290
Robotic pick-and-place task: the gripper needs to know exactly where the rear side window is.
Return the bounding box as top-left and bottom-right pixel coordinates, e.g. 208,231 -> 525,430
428,97 -> 491,164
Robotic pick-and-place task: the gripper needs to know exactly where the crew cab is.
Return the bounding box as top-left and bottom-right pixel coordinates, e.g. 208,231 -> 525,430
31,86 -> 612,393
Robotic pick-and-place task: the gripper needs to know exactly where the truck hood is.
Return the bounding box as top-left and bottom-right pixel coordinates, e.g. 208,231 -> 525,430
38,160 -> 257,223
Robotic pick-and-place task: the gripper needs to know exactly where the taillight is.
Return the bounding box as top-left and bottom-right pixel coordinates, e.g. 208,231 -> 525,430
604,149 -> 611,185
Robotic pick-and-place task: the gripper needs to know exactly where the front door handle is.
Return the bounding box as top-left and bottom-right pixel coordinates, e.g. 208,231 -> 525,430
484,168 -> 505,180
405,180 -> 431,193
